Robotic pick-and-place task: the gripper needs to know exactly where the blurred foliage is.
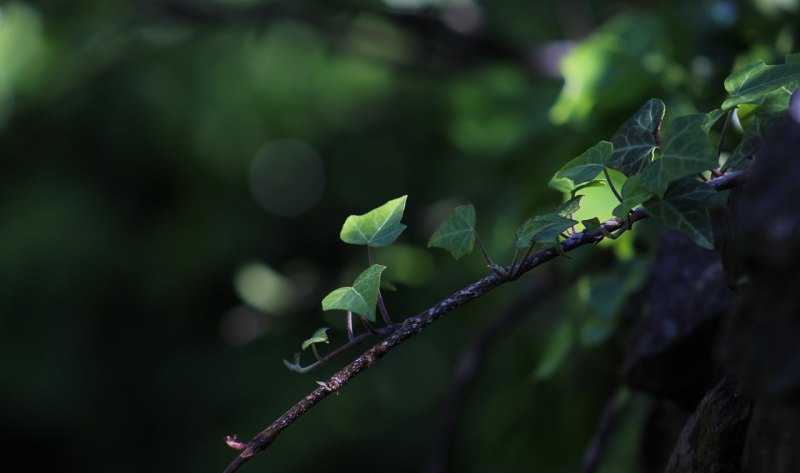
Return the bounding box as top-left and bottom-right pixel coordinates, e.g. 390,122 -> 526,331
0,0 -> 798,472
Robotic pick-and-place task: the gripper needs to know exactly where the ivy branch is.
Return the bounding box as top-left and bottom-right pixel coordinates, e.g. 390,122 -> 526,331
222,170 -> 748,473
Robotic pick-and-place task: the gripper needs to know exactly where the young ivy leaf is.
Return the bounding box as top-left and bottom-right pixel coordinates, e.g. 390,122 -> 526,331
427,204 -> 476,259
555,195 -> 583,217
612,175 -> 654,218
340,196 -> 407,248
607,98 -> 666,176
301,327 -> 330,351
515,214 -> 577,249
643,177 -> 716,249
722,59 -> 800,110
639,114 -> 717,197
554,141 -> 612,186
321,265 -> 386,322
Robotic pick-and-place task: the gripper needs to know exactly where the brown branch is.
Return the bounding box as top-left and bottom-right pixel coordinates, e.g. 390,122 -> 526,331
425,274 -> 558,473
222,170 -> 748,473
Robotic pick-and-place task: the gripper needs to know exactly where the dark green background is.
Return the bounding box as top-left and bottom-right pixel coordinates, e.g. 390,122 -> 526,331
0,1 -> 795,471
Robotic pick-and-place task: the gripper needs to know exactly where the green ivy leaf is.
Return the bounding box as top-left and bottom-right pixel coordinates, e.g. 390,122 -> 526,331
702,109 -> 726,133
723,112 -> 789,171
340,196 -> 407,247
612,175 -> 654,218
607,98 -> 665,176
643,178 -> 716,249
301,327 -> 330,351
555,195 -> 583,217
321,264 -> 386,322
515,213 -> 577,249
581,217 -> 603,234
555,141 -> 611,185
427,204 -> 476,259
722,59 -> 800,110
639,114 -> 717,197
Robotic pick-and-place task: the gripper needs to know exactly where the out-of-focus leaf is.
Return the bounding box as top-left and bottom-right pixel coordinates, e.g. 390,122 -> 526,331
607,98 -> 665,176
340,196 -> 407,247
533,318 -> 573,381
723,113 -> 789,171
640,114 -> 717,197
321,265 -> 386,322
554,141 -> 611,185
644,178 -> 716,249
301,327 -> 330,350
427,204 -> 476,259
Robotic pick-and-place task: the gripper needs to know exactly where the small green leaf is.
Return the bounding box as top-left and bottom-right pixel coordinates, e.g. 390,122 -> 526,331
639,114 -> 717,197
555,195 -> 583,217
612,175 -> 654,218
321,265 -> 386,322
581,217 -> 603,234
301,327 -> 330,351
427,204 -> 476,259
515,213 -> 577,249
722,59 -> 800,110
607,98 -> 666,176
555,141 -> 612,185
340,196 -> 407,248
643,178 -> 716,249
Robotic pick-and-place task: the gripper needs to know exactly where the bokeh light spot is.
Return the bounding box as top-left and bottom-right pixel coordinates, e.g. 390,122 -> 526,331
249,139 -> 325,217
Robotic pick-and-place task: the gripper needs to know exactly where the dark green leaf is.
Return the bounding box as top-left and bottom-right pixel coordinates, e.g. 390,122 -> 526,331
702,109 -> 726,133
321,265 -> 386,322
554,141 -> 611,185
722,59 -> 800,110
612,175 -> 654,218
607,98 -> 665,176
640,114 -> 717,197
515,213 -> 576,249
643,178 -> 716,249
340,196 -> 407,247
301,327 -> 330,350
581,217 -> 603,234
427,204 -> 476,259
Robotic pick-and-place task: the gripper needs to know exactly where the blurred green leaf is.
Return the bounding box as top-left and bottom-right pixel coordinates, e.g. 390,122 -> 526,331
428,204 -> 476,260
644,177 -> 716,249
340,196 -> 407,248
640,114 -> 717,197
607,98 -> 665,176
301,327 -> 330,351
534,318 -> 573,381
723,113 -> 789,171
322,264 -> 386,322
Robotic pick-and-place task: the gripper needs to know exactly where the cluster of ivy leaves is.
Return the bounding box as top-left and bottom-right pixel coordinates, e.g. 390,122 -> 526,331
289,55 -> 800,366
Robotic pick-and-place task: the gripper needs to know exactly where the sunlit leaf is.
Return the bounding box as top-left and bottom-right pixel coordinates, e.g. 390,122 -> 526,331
427,204 -> 476,259
643,177 -> 716,249
612,175 -> 654,218
639,114 -> 717,197
515,213 -> 576,249
301,327 -> 330,350
340,196 -> 407,247
607,98 -> 665,176
555,141 -> 611,185
321,264 -> 386,322
722,59 -> 800,110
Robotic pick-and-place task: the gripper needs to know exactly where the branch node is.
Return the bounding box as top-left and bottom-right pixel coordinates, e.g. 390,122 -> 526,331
225,435 -> 247,451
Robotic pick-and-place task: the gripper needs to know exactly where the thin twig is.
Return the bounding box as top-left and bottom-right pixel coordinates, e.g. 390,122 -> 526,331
222,171 -> 748,473
473,231 -> 495,268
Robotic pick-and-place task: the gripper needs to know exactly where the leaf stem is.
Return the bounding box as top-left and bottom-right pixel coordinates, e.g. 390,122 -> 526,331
311,344 -> 323,361
716,109 -> 734,161
368,247 -> 393,325
361,317 -> 380,335
347,311 -> 354,342
603,168 -> 623,203
473,231 -> 495,267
